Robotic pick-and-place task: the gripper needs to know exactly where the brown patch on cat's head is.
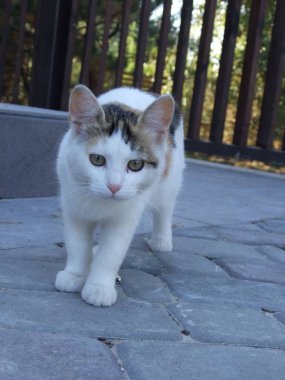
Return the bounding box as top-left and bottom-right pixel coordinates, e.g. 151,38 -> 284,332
84,102 -> 139,143
128,125 -> 159,168
85,102 -> 160,168
74,92 -> 178,170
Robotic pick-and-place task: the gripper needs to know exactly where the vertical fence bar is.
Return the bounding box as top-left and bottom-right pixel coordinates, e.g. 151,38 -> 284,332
115,0 -> 132,87
172,0 -> 193,104
210,0 -> 242,143
30,0 -> 60,108
12,0 -> 28,103
96,0 -> 113,94
60,0 -> 80,109
187,0 -> 217,140
0,0 -> 12,98
133,0 -> 151,88
80,0 -> 98,86
30,0 -> 75,109
233,1 -> 268,146
152,0 -> 172,93
256,0 -> 285,150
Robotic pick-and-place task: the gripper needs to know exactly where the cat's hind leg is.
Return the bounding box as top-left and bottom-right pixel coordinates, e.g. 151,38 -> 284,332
148,169 -> 183,252
148,197 -> 175,252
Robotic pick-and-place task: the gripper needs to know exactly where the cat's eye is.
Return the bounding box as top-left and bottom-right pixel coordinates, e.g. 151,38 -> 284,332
90,154 -> 105,167
127,159 -> 144,172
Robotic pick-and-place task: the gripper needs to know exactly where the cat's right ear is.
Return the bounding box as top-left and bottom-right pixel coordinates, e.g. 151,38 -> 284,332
69,85 -> 105,135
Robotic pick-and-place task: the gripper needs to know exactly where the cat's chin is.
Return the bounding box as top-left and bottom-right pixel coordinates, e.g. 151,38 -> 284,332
92,191 -> 138,201
109,193 -> 137,201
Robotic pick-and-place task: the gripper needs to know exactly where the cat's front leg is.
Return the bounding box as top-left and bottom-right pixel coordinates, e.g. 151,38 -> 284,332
81,212 -> 140,306
55,216 -> 94,293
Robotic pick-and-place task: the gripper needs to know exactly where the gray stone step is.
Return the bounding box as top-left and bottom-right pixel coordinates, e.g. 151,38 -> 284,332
117,341 -> 285,380
0,328 -> 124,380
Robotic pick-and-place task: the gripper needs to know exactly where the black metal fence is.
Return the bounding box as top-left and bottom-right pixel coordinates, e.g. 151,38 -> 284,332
0,0 -> 285,164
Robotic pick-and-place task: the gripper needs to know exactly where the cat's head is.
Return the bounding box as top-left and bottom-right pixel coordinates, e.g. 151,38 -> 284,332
66,85 -> 174,200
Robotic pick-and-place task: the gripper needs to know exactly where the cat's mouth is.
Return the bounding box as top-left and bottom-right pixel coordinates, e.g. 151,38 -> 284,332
109,193 -> 130,201
92,191 -> 130,201
108,191 -> 137,201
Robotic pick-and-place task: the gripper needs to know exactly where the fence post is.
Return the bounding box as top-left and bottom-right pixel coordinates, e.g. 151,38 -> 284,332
115,0 -> 132,88
95,0 -> 113,94
257,0 -> 285,150
210,0 -> 242,143
0,0 -> 12,98
172,0 -> 193,104
187,0 -> 217,140
29,0 -> 73,110
152,0 -> 172,93
233,1 -> 268,146
12,0 -> 28,103
133,0 -> 151,88
80,0 -> 98,86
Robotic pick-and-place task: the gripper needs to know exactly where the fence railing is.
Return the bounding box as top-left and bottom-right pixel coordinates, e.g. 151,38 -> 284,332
0,0 -> 285,164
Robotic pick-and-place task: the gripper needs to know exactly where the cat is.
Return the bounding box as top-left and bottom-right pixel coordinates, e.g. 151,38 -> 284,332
55,84 -> 185,306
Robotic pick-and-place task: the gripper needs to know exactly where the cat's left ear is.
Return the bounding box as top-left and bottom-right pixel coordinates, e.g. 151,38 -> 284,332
138,95 -> 174,144
69,84 -> 105,134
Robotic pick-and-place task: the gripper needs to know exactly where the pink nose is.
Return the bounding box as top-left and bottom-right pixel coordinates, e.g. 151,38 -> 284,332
107,184 -> 121,194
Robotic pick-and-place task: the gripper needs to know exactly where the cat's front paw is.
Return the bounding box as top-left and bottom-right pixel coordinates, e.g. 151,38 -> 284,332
55,270 -> 86,293
147,236 -> 173,252
81,282 -> 117,307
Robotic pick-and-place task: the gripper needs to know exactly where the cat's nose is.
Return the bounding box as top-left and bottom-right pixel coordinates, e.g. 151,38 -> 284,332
107,184 -> 121,194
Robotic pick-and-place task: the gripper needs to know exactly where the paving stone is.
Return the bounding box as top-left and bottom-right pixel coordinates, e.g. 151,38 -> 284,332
130,234 -> 149,250
0,197 -> 61,223
133,211 -> 203,235
170,236 -> 265,259
0,328 -> 124,380
215,257 -> 285,285
0,244 -> 65,261
163,274 -> 285,311
0,245 -> 164,290
173,226 -> 221,240
210,224 -> 285,248
0,257 -> 61,291
168,301 -> 285,349
0,198 -> 63,249
259,245 -> 285,264
1,160 -> 285,378
122,246 -> 164,275
176,161 -> 285,225
275,312 -> 285,326
119,269 -> 174,303
0,288 -> 181,341
256,218 -> 285,234
0,223 -> 63,249
172,215 -> 209,229
117,341 -> 285,380
154,250 -> 229,277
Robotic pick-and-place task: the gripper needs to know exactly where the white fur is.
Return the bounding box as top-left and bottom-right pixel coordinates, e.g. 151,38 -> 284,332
55,87 -> 184,306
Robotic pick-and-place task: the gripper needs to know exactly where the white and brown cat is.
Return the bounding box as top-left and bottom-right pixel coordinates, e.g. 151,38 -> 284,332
55,85 -> 184,306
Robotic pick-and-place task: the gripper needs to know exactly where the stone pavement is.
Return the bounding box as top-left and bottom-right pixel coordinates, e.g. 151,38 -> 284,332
0,159 -> 285,380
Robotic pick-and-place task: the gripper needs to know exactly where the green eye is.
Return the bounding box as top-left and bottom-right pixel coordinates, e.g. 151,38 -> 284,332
127,159 -> 144,172
90,154 -> 105,167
